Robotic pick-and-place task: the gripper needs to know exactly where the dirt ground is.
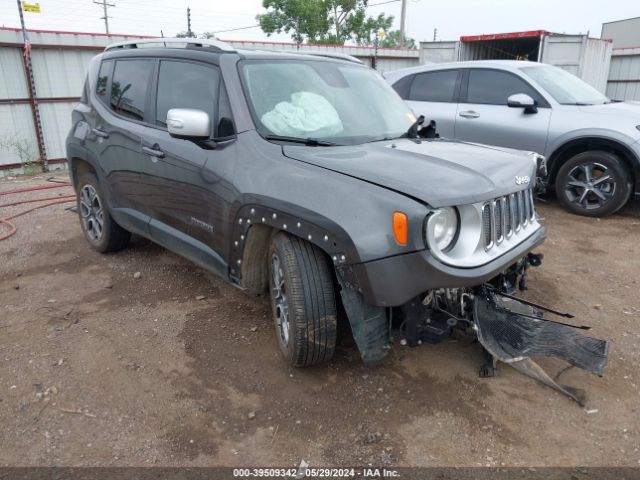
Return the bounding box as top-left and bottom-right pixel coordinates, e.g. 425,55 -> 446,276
1,173 -> 639,468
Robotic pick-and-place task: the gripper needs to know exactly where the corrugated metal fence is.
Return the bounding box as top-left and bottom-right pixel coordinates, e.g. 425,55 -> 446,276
0,28 -> 153,172
606,46 -> 640,101
0,28 -> 419,173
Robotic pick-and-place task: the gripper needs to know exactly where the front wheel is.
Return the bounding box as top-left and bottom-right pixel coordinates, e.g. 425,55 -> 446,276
269,232 -> 337,367
555,151 -> 632,217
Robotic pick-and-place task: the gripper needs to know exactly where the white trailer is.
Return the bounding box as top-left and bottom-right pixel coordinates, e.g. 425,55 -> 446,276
419,30 -> 613,93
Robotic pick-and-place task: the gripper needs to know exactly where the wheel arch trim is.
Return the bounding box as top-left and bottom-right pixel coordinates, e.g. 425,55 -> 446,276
229,197 -> 360,285
547,133 -> 639,185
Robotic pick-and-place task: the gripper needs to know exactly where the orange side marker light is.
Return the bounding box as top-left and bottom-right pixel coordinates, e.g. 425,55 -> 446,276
393,211 -> 408,246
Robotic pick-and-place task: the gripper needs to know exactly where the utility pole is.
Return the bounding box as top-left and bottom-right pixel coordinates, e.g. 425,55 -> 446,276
93,0 -> 115,35
399,0 -> 407,47
16,0 -> 48,171
433,28 -> 437,41
187,7 -> 193,37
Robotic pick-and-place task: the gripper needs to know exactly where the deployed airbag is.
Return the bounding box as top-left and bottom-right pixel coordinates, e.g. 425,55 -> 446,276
261,91 -> 343,138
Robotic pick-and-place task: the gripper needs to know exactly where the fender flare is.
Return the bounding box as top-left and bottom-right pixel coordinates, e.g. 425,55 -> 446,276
228,196 -> 361,282
546,132 -> 640,181
66,143 -> 104,186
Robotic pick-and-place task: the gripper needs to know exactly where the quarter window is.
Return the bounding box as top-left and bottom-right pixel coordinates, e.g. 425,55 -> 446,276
110,59 -> 153,121
155,61 -> 219,131
408,70 -> 459,102
96,60 -> 112,102
467,69 -> 542,106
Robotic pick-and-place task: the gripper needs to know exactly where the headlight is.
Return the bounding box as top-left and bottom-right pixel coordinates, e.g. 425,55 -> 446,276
426,207 -> 459,252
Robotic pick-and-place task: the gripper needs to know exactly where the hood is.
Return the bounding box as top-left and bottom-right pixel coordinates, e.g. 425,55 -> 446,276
583,101 -> 640,117
283,138 -> 536,208
577,101 -> 640,127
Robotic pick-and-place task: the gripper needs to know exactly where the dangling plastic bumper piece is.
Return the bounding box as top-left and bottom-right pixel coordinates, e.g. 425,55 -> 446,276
473,287 -> 609,405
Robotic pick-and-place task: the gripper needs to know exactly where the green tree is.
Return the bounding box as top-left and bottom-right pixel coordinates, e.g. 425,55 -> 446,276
352,12 -> 393,45
257,0 -> 396,46
381,29 -> 415,48
257,0 -> 329,44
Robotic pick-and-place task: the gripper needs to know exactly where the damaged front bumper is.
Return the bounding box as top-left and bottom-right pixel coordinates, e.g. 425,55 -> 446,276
474,287 -> 609,405
337,248 -> 610,405
343,226 -> 546,308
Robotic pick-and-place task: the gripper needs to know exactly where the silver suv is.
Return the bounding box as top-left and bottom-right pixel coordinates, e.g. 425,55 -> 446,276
385,60 -> 640,217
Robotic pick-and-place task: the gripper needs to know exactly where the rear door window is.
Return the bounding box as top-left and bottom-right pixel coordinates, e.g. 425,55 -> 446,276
110,59 -> 153,121
466,69 -> 543,106
408,70 -> 459,102
155,60 -> 220,131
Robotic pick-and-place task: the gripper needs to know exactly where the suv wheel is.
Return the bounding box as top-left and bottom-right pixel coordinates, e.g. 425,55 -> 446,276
77,172 -> 131,252
269,232 -> 337,367
555,151 -> 632,217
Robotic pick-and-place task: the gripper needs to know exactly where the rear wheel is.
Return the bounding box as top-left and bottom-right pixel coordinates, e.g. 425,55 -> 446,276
76,173 -> 130,252
555,151 -> 632,217
269,232 -> 337,367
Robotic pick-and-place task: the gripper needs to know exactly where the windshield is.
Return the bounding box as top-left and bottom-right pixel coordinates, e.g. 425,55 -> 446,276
239,59 -> 415,145
521,65 -> 609,105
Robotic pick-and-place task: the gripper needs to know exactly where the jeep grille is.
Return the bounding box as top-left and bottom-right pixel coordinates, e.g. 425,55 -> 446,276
482,189 -> 536,251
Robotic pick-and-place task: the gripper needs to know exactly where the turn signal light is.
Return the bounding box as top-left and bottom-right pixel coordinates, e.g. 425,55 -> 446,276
393,211 -> 408,246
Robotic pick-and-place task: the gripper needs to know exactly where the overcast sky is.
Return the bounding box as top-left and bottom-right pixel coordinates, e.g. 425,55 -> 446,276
0,0 -> 637,44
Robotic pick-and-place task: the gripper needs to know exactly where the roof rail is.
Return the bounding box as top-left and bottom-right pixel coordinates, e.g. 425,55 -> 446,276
105,37 -> 235,53
286,50 -> 363,64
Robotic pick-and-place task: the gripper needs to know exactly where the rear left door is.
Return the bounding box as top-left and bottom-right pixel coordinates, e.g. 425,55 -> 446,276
400,69 -> 462,139
85,57 -> 155,235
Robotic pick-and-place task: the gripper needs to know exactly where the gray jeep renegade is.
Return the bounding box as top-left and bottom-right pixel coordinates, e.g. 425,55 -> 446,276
67,38 -> 608,400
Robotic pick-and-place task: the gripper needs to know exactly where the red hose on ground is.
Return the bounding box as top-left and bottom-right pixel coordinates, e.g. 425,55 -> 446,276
0,182 -> 77,241
0,194 -> 76,208
0,183 -> 72,196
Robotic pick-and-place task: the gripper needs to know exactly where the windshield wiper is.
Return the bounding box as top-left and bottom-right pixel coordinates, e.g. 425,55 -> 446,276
264,134 -> 337,146
400,115 -> 439,140
403,115 -> 425,139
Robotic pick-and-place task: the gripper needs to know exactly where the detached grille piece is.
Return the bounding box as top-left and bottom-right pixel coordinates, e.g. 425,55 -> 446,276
482,189 -> 536,250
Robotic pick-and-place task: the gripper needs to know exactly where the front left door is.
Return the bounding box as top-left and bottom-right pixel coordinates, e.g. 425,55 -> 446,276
139,58 -> 235,275
455,68 -> 552,154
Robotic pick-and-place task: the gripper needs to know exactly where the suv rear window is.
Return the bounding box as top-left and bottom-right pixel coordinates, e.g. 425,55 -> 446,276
110,59 -> 153,121
155,61 -> 219,129
408,70 -> 459,102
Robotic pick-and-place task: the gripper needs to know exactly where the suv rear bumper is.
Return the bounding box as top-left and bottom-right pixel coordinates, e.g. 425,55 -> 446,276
349,226 -> 546,307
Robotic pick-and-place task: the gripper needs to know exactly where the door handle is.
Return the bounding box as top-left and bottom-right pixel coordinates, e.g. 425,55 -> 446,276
459,110 -> 480,119
142,145 -> 165,158
91,128 -> 109,138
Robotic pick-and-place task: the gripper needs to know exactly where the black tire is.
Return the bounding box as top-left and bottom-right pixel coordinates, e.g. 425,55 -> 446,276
269,232 -> 337,367
76,172 -> 131,252
555,151 -> 632,217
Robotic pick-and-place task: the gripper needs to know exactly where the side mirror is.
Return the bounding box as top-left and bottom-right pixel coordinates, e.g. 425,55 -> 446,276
507,93 -> 538,114
167,108 -> 210,139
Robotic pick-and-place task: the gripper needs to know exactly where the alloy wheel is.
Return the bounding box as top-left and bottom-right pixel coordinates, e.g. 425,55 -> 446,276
564,162 -> 616,211
271,253 -> 289,346
79,184 -> 104,242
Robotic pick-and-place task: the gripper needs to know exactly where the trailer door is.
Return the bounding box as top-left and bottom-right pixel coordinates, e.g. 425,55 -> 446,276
455,68 -> 551,154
